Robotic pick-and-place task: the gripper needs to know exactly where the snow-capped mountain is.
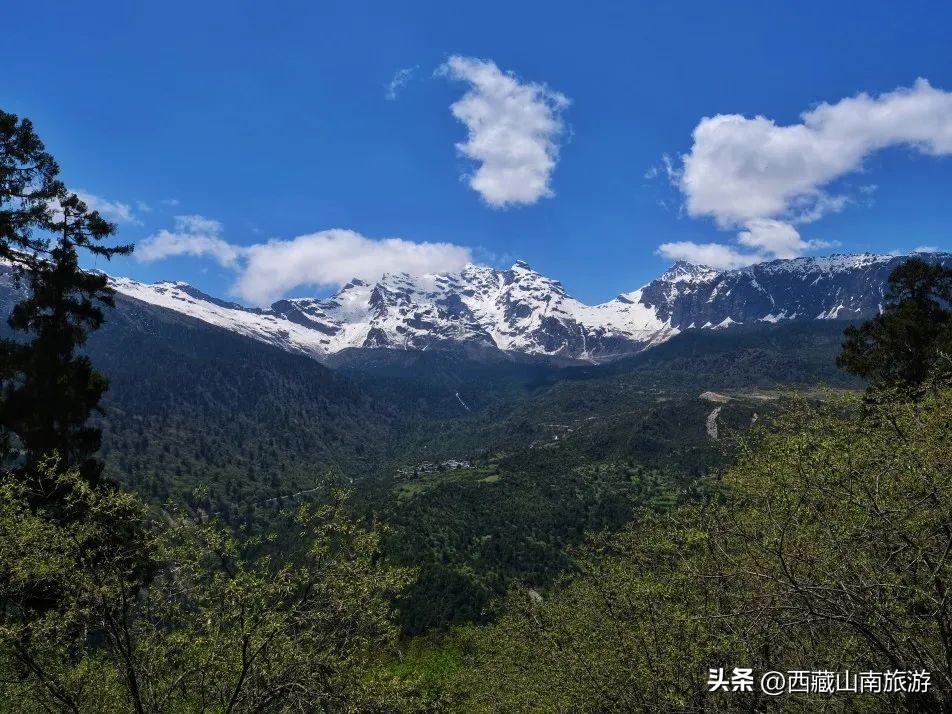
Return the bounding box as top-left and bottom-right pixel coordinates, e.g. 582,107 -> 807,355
107,251 -> 950,364
108,260 -> 675,363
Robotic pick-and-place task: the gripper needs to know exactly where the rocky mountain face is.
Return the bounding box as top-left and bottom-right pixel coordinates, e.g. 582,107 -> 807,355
78,250 -> 952,363
636,254 -> 922,328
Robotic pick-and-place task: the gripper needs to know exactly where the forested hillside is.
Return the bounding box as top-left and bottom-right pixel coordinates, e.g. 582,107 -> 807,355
447,387 -> 952,711
91,294 -> 402,516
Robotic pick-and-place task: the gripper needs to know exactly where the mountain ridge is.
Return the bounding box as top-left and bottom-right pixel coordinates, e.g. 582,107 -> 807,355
108,251 -> 950,363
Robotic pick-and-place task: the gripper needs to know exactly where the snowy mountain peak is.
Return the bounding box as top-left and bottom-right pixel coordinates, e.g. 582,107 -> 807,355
658,261 -> 719,284
507,260 -> 550,277
107,251 -> 951,364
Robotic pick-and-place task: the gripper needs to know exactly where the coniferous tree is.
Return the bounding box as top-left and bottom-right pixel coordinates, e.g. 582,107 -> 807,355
838,256 -> 952,395
0,111 -> 62,268
0,110 -> 131,501
0,111 -> 63,463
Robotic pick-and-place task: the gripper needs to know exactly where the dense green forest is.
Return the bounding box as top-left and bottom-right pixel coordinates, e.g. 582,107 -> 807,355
1,108 -> 951,711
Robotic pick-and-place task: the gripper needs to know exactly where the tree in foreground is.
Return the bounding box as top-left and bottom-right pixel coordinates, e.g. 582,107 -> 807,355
3,194 -> 131,489
0,470 -> 413,712
0,111 -> 62,268
0,109 -> 131,506
838,256 -> 952,397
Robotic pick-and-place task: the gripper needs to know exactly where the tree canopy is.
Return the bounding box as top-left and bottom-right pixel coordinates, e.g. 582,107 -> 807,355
452,388 -> 952,711
838,256 -> 952,396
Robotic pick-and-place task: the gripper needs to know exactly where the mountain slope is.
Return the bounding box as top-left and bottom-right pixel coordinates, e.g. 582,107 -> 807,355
92,294 -> 403,512
382,319 -> 863,466
108,251 -> 951,363
0,270 -> 401,512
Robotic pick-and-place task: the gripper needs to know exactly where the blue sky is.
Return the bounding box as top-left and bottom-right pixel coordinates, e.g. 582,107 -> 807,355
4,0 -> 951,304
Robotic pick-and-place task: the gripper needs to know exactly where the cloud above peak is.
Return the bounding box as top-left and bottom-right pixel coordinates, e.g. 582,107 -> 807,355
736,218 -> 832,259
233,230 -> 472,304
658,218 -> 836,270
659,78 -> 952,267
439,55 -> 569,208
655,241 -> 759,270
136,219 -> 473,305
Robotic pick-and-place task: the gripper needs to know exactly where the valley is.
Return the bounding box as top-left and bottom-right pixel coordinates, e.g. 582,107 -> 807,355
1,263 -> 874,634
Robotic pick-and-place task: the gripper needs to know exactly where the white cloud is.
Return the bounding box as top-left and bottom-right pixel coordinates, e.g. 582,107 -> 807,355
385,66 -> 417,100
658,220 -> 836,269
679,79 -> 952,227
438,55 -> 569,208
656,241 -> 761,270
136,220 -> 473,305
233,230 -> 472,304
736,218 -> 833,259
136,215 -> 242,266
913,245 -> 940,253
76,190 -> 140,225
660,79 -> 952,265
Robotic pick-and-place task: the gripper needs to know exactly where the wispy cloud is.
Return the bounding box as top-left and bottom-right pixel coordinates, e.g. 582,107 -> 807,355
136,215 -> 242,266
438,55 -> 569,208
76,190 -> 141,225
385,66 -> 417,100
